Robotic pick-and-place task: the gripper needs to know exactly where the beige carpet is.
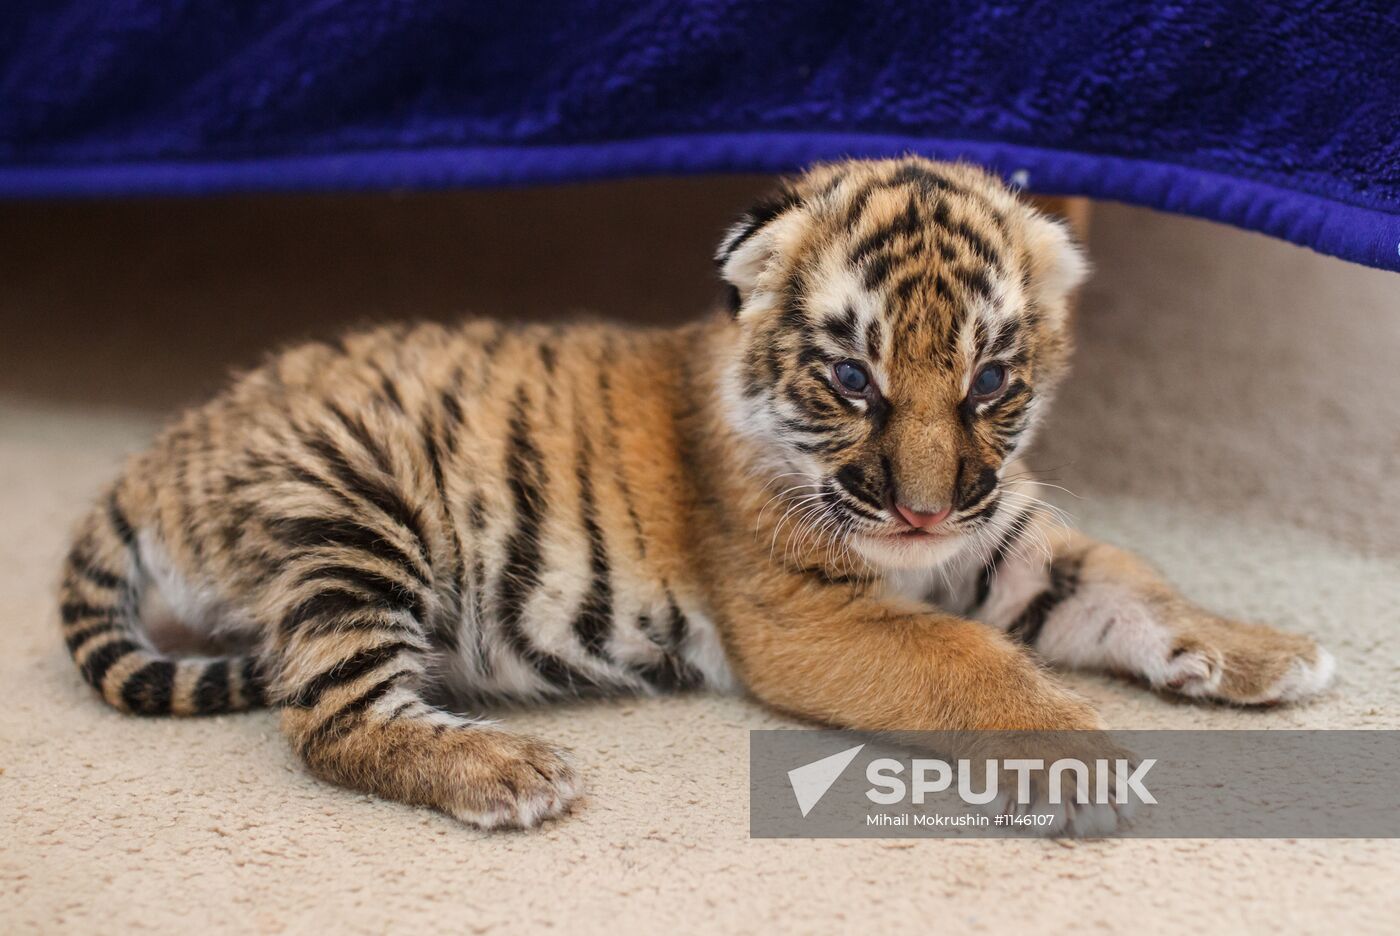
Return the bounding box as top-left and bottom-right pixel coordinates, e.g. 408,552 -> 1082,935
2,181 -> 1397,934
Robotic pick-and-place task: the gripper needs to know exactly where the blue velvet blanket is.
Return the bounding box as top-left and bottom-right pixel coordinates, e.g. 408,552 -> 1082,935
2,2 -> 1398,272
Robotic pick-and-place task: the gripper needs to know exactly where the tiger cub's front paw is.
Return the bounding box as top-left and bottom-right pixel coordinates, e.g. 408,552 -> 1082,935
979,731 -> 1141,837
444,732 -> 584,830
1156,616 -> 1335,705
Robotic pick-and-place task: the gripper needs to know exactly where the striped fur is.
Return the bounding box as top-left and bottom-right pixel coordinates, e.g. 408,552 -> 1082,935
58,158 -> 1332,831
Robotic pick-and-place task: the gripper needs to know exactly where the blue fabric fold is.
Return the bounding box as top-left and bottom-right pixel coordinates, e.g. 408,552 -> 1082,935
2,1 -> 1397,272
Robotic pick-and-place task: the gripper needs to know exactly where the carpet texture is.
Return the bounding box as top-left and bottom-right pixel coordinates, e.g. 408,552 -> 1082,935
1,181 -> 1397,933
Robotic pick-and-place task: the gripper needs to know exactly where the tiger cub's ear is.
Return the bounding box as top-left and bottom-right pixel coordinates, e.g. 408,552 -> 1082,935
715,189 -> 811,317
1021,211 -> 1090,319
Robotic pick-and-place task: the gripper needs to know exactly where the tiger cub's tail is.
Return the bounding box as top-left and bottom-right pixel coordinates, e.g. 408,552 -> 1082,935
59,489 -> 266,716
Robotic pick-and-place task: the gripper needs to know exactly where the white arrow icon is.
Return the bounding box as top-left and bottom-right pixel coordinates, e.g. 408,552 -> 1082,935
787,744 -> 866,817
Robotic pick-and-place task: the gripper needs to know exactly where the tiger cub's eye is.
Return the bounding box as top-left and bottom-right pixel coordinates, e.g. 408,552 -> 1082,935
970,363 -> 1008,400
832,360 -> 871,396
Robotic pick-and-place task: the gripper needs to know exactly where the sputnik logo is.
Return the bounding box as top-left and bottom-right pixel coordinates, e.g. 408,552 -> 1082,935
787,744 -> 866,817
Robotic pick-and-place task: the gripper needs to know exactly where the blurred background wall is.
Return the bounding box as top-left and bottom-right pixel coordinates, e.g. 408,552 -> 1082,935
0,179 -> 764,408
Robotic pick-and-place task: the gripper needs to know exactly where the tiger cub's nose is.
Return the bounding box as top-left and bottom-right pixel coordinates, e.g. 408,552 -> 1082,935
893,502 -> 952,530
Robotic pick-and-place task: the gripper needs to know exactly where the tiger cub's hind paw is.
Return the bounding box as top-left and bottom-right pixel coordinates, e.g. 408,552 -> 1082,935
444,732 -> 584,830
1156,616 -> 1335,706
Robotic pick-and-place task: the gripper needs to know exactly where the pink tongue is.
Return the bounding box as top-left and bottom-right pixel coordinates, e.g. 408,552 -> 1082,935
895,503 -> 951,530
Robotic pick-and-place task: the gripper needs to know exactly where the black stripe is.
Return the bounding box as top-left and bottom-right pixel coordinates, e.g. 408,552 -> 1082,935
793,436 -> 857,456
194,659 -> 232,714
1007,589 -> 1058,647
596,363 -> 647,558
666,598 -> 689,649
888,162 -> 957,197
843,180 -> 878,227
420,419 -> 464,653
632,598 -> 704,692
951,219 -> 1001,268
497,393 -> 546,648
849,222 -> 897,267
815,170 -> 849,200
780,271 -> 810,332
974,510 -> 1034,609
377,373 -> 404,412
957,466 -> 999,513
241,658 -> 266,707
121,660 -> 175,715
633,655 -> 704,693
960,492 -> 1003,528
437,381 -> 464,456
891,164 -> 1010,246
667,600 -> 703,689
834,464 -> 886,512
786,380 -> 846,420
466,492 -> 492,678
66,545 -> 128,591
572,438 -> 614,659
281,587 -> 372,636
720,190 -> 801,264
850,195 -> 923,268
220,501 -> 255,553
299,609 -> 418,641
281,576 -> 422,638
60,600 -> 118,625
820,305 -> 860,351
284,462 -> 352,503
953,265 -> 992,298
826,480 -> 885,522
177,435 -> 206,563
496,391 -> 603,694
79,638 -> 139,688
300,670 -> 410,753
795,340 -> 828,370
327,403 -> 393,476
303,433 -> 433,571
834,496 -> 884,523
990,420 -> 1032,460
893,274 -> 923,304
108,495 -> 136,548
777,414 -> 839,436
634,611 -> 657,643
1007,556 -> 1083,647
294,562 -> 423,612
862,253 -> 896,290
538,341 -> 557,375
422,424 -> 449,505
385,699 -> 417,721
267,515 -> 430,588
479,323 -> 507,360
65,620 -> 119,654
441,389 -> 465,430
290,641 -> 413,709
985,381 -> 1030,416
986,322 -> 1019,359
724,283 -> 742,314
864,319 -> 884,362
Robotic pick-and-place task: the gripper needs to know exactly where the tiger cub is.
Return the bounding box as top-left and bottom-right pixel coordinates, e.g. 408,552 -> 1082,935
59,158 -> 1333,831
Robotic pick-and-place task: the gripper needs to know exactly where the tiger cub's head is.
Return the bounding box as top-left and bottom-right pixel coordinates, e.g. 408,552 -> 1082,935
715,157 -> 1087,570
